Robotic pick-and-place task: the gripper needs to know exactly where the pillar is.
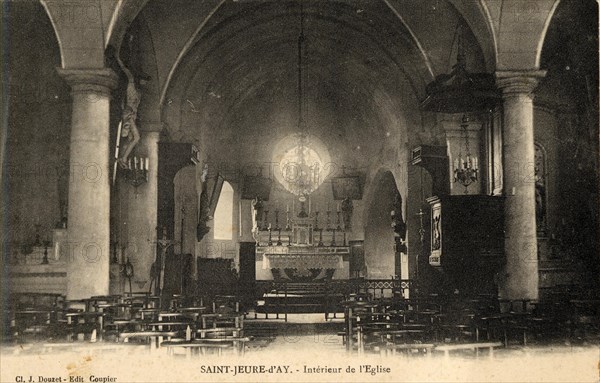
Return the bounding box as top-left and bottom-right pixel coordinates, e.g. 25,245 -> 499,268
496,70 -> 546,302
58,68 -> 118,300
120,129 -> 160,293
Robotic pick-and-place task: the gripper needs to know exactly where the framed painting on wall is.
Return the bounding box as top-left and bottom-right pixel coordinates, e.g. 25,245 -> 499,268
331,175 -> 362,200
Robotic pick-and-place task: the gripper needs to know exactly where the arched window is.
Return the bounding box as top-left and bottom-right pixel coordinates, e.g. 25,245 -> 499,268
213,181 -> 234,240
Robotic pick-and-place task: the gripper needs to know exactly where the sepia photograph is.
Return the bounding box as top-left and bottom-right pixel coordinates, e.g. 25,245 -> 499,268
1,0 -> 599,382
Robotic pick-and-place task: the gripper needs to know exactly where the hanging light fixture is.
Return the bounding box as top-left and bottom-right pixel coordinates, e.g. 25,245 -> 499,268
280,0 -> 322,200
453,115 -> 478,193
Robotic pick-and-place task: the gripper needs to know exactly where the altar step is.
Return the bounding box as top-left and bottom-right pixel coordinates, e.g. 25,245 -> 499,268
256,303 -> 327,314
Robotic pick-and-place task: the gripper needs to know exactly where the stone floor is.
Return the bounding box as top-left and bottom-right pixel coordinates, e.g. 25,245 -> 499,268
2,314 -> 599,382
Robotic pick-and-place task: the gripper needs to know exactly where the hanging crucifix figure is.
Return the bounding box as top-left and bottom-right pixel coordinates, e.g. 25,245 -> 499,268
116,53 -> 141,168
115,35 -> 150,168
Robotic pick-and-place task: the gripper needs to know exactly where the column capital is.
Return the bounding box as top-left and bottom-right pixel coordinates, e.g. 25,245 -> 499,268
495,70 -> 547,96
57,68 -> 119,97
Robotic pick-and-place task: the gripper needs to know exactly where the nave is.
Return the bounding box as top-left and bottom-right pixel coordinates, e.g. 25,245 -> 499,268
3,1 -> 599,381
5,288 -> 599,380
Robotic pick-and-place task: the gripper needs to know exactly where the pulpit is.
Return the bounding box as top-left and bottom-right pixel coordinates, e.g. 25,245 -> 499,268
427,195 -> 505,295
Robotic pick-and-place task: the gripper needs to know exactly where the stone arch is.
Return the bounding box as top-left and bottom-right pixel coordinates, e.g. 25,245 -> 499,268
363,169 -> 403,282
534,0 -> 562,69
447,0 -> 498,72
38,0 -> 65,67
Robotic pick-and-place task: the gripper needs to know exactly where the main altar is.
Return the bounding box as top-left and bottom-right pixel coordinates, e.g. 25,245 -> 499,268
254,210 -> 351,281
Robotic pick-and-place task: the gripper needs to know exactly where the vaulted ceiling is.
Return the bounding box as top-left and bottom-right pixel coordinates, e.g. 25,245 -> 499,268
136,0 -> 486,166
31,0 -> 582,170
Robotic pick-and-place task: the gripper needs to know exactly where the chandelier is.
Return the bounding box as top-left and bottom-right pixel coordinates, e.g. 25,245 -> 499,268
453,115 -> 478,193
284,0 -> 320,198
280,135 -> 321,196
270,2 -> 329,199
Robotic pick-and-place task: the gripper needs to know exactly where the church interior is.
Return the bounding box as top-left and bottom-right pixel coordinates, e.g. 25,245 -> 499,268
1,0 -> 599,376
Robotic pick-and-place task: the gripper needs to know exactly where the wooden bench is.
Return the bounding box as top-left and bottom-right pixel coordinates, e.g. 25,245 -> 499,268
434,342 -> 503,359
196,327 -> 243,338
118,331 -> 179,349
161,337 -> 251,356
371,342 -> 435,357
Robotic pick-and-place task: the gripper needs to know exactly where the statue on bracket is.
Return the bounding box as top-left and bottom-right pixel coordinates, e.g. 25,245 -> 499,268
341,196 -> 353,229
197,164 -> 211,241
391,191 -> 407,253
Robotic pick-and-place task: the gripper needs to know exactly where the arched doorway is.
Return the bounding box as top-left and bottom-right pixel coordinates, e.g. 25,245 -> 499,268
363,170 -> 402,286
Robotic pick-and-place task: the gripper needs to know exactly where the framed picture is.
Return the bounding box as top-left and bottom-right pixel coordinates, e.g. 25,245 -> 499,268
429,198 -> 442,266
241,175 -> 272,200
331,175 -> 362,200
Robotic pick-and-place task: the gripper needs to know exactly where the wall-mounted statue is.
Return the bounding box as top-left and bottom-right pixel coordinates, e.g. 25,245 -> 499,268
391,191 -> 407,253
197,164 -> 211,241
116,54 -> 141,168
391,192 -> 406,241
341,197 -> 353,230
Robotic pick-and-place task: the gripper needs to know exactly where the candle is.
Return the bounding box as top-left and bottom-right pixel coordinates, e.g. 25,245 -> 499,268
474,157 -> 478,170
128,158 -> 132,169
286,204 -> 289,212
134,157 -> 138,169
454,158 -> 458,170
145,157 -> 149,171
140,157 -> 144,170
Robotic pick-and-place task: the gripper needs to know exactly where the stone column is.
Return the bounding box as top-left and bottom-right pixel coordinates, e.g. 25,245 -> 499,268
58,68 -> 118,300
496,70 -> 546,302
121,128 -> 160,293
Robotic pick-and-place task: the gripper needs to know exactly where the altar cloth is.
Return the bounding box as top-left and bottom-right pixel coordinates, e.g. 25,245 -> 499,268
262,253 -> 344,270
